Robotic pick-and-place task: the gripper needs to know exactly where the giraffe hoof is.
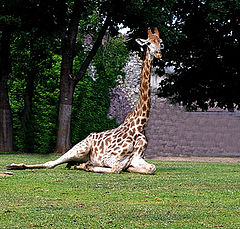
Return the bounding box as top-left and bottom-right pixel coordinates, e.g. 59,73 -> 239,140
74,162 -> 93,171
148,164 -> 156,174
85,163 -> 94,171
74,164 -> 86,170
112,164 -> 122,174
6,163 -> 26,170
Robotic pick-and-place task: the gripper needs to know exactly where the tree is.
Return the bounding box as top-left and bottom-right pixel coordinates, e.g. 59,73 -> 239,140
158,0 -> 240,111
0,30 -> 13,152
10,32 -> 60,153
55,0 -> 112,153
0,0 -> 66,152
18,1 -> 66,153
0,0 -> 20,152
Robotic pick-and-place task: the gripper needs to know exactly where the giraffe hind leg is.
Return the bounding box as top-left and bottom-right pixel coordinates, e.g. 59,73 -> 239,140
6,136 -> 92,170
6,163 -> 48,170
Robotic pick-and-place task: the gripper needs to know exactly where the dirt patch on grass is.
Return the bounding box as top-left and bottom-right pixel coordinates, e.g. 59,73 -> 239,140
147,156 -> 240,163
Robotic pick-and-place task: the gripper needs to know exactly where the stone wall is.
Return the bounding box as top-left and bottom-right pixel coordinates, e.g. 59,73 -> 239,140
108,53 -> 162,124
145,98 -> 240,158
115,52 -> 161,108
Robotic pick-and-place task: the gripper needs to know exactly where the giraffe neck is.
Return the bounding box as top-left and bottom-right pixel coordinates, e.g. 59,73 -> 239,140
124,48 -> 153,132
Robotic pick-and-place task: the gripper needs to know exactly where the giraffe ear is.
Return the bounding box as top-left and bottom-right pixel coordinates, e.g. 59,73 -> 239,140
154,27 -> 159,36
148,27 -> 153,37
135,38 -> 148,46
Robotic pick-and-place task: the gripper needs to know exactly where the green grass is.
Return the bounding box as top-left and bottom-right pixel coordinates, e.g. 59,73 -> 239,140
0,154 -> 240,229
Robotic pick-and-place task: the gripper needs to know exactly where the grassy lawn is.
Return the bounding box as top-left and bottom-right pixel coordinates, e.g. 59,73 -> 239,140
0,154 -> 240,229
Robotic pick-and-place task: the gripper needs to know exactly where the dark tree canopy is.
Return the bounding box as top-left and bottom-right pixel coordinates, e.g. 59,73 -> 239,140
158,0 -> 240,111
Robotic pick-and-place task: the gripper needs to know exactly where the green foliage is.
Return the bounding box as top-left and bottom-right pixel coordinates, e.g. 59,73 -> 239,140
1,155 -> 240,228
31,54 -> 61,153
9,34 -> 61,153
9,33 -> 129,152
71,36 -> 129,144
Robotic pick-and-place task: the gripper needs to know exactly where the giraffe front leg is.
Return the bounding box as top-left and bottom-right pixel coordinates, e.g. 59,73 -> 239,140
126,158 -> 156,174
75,161 -> 123,174
78,166 -> 121,174
126,135 -> 156,174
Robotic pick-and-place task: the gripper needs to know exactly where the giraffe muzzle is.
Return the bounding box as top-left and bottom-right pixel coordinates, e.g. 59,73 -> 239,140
154,51 -> 162,59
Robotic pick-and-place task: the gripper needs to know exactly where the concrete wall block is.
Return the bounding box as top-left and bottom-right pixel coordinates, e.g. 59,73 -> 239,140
144,99 -> 240,158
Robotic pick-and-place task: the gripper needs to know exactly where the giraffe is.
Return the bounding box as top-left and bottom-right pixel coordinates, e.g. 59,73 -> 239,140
6,27 -> 163,174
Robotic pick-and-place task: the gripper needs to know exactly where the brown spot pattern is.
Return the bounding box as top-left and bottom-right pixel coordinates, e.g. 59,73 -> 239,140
72,31 -> 159,171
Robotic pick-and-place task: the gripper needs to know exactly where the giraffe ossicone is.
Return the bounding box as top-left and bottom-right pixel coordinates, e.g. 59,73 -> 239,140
6,28 -> 163,174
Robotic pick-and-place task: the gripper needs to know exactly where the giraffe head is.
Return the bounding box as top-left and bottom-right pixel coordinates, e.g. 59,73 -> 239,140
136,27 -> 163,59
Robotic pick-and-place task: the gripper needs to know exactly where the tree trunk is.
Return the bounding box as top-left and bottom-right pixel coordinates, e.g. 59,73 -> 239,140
0,31 -> 13,152
22,39 -> 39,153
22,66 -> 35,152
22,76 -> 35,152
55,0 -> 81,154
55,59 -> 76,153
55,13 -> 111,154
